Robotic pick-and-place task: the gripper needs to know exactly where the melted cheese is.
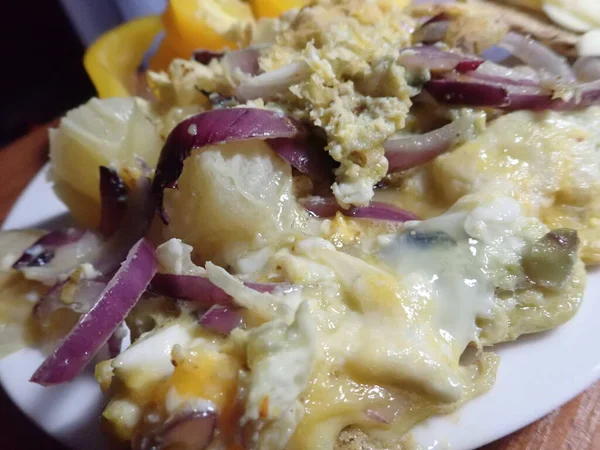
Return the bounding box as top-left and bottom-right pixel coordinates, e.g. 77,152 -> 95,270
406,107 -> 600,263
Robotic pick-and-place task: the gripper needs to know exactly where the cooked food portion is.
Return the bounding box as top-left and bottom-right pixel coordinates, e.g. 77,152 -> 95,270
398,107 -> 600,263
1,0 -> 600,449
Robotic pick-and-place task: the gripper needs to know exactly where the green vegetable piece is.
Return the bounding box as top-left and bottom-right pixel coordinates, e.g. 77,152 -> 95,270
522,228 -> 580,290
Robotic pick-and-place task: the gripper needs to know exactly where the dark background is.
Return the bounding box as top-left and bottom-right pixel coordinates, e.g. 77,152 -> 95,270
0,0 -> 94,147
0,1 -> 89,448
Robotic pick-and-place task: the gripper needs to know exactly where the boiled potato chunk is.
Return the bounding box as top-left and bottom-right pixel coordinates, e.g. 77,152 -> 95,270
162,140 -> 305,267
49,97 -> 162,228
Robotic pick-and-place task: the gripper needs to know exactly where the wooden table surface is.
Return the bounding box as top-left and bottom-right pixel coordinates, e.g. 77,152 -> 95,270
0,124 -> 599,450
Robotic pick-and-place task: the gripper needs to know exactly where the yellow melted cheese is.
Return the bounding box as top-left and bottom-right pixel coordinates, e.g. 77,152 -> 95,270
397,107 -> 600,264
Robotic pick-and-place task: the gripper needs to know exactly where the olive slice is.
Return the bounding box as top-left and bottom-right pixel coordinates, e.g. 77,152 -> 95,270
522,228 -> 579,290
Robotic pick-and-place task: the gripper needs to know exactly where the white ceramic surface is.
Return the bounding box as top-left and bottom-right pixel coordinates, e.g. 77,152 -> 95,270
1,167 -> 600,450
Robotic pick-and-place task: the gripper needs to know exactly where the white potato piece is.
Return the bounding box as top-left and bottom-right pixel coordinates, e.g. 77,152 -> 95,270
49,97 -> 162,227
162,140 -> 305,267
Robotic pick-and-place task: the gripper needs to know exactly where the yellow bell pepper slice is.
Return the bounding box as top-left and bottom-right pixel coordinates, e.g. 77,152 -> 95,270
250,0 -> 308,18
250,0 -> 411,18
152,0 -> 254,69
84,15 -> 163,98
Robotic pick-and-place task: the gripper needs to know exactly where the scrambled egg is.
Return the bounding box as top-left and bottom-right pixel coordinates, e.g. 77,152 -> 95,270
258,0 -> 415,207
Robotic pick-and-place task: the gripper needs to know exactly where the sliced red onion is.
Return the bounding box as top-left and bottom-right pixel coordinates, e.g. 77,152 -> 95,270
503,85 -> 555,110
346,202 -> 420,222
136,411 -> 216,450
269,135 -> 335,183
30,238 -> 157,386
480,46 -> 512,64
398,47 -> 482,73
499,32 -> 576,83
424,78 -> 509,106
151,273 -> 233,306
236,61 -> 310,101
384,115 -> 476,172
222,48 -> 261,77
428,72 -> 600,110
192,50 -> 224,65
504,83 -> 600,111
93,174 -> 154,274
13,229 -> 88,269
301,197 -> 418,222
467,61 -> 540,86
573,57 -> 600,83
455,60 -> 483,73
417,21 -> 449,44
150,273 -> 283,307
299,196 -> 346,218
33,279 -> 107,319
580,79 -> 600,100
152,108 -> 300,222
199,305 -> 242,335
99,166 -> 128,237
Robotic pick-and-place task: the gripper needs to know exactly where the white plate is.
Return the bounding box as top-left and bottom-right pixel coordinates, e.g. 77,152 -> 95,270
1,167 -> 600,450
